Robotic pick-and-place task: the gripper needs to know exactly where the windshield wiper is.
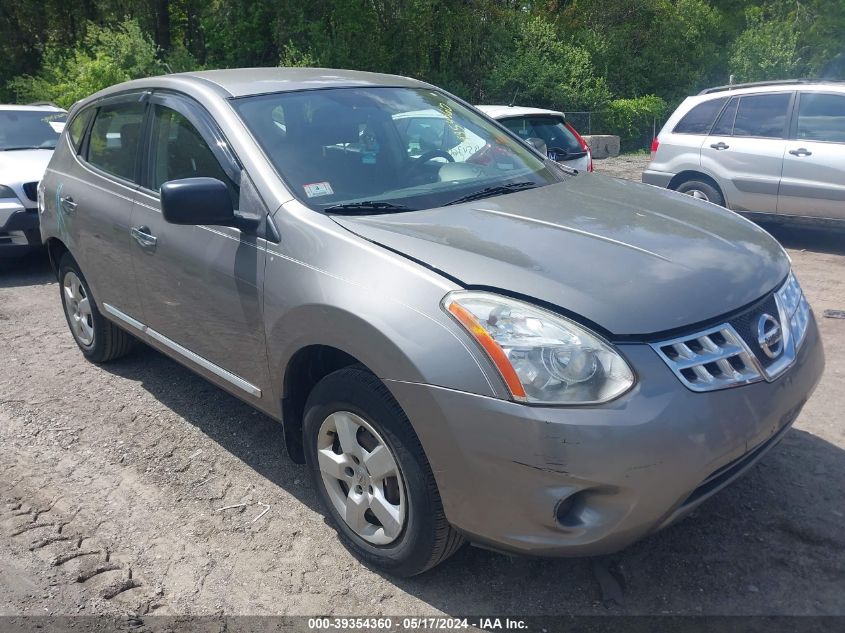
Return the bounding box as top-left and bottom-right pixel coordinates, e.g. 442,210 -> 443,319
444,181 -> 538,206
1,146 -> 54,151
324,201 -> 412,215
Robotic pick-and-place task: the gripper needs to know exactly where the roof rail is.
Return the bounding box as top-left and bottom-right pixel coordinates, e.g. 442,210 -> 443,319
699,79 -> 845,95
26,101 -> 61,108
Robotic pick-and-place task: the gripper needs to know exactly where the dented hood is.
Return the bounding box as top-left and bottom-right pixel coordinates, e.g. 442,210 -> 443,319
333,175 -> 790,336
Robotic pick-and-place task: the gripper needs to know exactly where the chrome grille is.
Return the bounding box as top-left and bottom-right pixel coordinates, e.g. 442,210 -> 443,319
653,276 -> 808,392
651,324 -> 762,392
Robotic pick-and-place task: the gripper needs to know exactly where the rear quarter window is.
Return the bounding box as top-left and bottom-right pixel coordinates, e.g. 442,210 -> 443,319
673,98 -> 727,135
68,108 -> 94,151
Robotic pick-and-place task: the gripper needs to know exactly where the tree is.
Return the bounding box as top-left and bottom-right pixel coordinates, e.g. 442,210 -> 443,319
8,19 -> 164,107
729,7 -> 801,81
484,15 -> 611,111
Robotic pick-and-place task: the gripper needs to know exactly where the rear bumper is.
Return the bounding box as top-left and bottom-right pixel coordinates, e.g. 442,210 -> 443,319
0,202 -> 41,256
642,169 -> 674,188
386,316 -> 824,557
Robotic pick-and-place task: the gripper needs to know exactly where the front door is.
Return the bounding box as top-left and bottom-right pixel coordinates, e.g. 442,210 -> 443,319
701,92 -> 792,212
128,94 -> 270,403
778,91 -> 845,220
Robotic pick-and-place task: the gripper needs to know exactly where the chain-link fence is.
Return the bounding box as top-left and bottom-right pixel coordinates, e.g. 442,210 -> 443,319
563,111 -> 663,152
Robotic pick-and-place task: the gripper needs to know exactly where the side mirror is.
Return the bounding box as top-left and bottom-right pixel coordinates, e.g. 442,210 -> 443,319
526,137 -> 547,155
161,177 -> 235,226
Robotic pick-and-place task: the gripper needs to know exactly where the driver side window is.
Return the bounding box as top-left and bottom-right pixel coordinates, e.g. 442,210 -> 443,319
149,105 -> 239,207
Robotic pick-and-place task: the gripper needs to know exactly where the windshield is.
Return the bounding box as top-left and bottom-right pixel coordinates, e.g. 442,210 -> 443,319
498,116 -> 584,159
233,87 -> 566,212
0,110 -> 66,150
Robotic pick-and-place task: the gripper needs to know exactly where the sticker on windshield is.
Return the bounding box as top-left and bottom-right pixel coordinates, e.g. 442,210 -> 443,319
303,182 -> 334,198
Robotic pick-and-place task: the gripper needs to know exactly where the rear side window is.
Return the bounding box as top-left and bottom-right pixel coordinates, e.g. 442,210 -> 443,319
673,98 -> 727,135
797,93 -> 845,143
68,108 -> 94,151
86,102 -> 146,181
710,97 -> 738,136
732,93 -> 791,138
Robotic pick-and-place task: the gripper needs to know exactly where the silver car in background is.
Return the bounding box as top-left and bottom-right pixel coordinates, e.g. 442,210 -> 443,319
0,103 -> 67,256
643,80 -> 845,224
39,69 -> 823,576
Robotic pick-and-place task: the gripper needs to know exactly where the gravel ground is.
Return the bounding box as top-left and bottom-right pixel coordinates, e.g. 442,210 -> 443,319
592,153 -> 651,180
0,162 -> 843,617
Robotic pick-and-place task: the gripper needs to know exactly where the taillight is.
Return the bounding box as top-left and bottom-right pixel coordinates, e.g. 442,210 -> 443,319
565,121 -> 592,172
650,138 -> 660,161
566,122 -> 590,152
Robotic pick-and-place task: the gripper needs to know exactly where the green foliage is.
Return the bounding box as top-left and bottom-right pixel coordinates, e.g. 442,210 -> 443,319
729,8 -> 801,81
598,96 -> 669,151
562,0 -> 726,102
8,19 -> 164,107
484,16 -> 611,111
279,42 -> 318,69
1,0 -> 843,148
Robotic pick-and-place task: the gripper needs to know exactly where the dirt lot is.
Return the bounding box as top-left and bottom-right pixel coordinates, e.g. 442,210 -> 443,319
1,160 -> 843,618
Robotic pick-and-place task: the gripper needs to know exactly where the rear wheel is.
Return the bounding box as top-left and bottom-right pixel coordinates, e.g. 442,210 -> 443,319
59,253 -> 134,363
675,179 -> 725,206
303,365 -> 464,576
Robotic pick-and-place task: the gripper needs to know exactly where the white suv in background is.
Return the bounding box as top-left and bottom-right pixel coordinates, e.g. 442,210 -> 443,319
0,103 -> 67,256
643,80 -> 845,224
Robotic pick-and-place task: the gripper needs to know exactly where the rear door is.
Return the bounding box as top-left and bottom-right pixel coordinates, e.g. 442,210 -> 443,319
778,91 -> 845,219
128,92 -> 270,404
59,94 -> 147,320
701,92 -> 793,212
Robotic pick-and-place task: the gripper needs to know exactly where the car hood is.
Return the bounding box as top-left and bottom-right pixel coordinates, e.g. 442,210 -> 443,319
0,149 -> 54,184
332,175 -> 790,336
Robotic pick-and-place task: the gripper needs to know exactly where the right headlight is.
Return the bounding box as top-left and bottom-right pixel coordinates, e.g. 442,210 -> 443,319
442,290 -> 635,404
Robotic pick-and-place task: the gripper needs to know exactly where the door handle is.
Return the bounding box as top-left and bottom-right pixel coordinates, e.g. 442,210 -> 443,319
710,142 -> 730,150
130,225 -> 157,250
60,196 -> 78,215
789,148 -> 812,157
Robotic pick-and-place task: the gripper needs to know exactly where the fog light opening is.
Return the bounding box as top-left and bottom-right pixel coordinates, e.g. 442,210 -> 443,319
554,493 -> 582,528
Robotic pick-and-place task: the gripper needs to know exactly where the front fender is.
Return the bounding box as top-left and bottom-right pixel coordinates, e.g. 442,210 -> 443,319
265,293 -> 501,406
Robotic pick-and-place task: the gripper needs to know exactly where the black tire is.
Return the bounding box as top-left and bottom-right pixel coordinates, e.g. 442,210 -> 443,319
58,253 -> 134,363
675,179 -> 725,206
303,365 -> 464,576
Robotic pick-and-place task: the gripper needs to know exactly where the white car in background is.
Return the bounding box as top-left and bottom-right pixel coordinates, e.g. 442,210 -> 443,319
476,105 -> 593,172
0,103 -> 67,257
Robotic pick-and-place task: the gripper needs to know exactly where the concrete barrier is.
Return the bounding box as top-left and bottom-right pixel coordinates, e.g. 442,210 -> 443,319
582,135 -> 620,159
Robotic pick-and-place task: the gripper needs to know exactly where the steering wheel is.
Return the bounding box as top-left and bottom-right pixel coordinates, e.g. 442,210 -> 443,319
405,149 -> 454,176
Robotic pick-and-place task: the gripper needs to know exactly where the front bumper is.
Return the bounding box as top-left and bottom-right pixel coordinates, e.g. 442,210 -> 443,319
386,316 -> 824,557
0,200 -> 41,257
642,169 -> 674,188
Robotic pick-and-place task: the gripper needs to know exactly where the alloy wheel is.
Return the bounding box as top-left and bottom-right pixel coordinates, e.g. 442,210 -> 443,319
685,189 -> 710,201
63,271 -> 94,346
316,410 -> 407,545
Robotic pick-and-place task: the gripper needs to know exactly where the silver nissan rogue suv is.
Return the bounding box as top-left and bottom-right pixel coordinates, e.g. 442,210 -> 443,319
40,69 -> 824,576
643,79 -> 845,225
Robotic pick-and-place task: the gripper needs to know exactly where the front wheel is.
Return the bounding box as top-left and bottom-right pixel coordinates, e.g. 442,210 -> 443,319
303,365 -> 464,576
